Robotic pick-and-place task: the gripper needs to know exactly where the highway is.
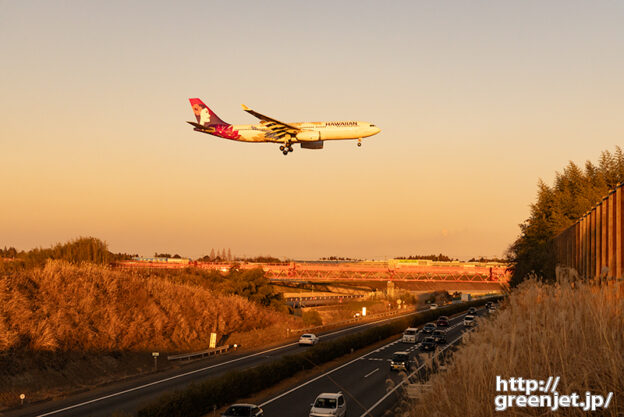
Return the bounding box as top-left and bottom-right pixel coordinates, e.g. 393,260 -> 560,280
257,308 -> 486,417
5,309 -> 427,417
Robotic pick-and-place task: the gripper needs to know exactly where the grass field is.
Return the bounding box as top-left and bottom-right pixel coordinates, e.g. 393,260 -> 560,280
407,278 -> 623,416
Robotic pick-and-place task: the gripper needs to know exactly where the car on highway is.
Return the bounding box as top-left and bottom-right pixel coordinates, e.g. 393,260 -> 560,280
222,404 -> 263,417
429,303 -> 438,310
310,392 -> 347,417
468,307 -> 477,315
402,327 -> 419,343
422,323 -> 436,334
299,333 -> 319,346
390,351 -> 412,372
436,316 -> 449,328
463,314 -> 476,327
485,301 -> 493,309
432,330 -> 447,344
420,336 -> 437,352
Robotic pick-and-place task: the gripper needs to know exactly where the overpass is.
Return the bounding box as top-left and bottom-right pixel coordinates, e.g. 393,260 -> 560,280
114,260 -> 509,290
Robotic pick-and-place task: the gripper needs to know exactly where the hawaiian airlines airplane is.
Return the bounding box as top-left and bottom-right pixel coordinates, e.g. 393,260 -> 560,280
187,98 -> 381,155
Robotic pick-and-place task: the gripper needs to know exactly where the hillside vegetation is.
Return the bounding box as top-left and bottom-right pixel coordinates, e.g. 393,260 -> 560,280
407,279 -> 623,416
0,261 -> 294,353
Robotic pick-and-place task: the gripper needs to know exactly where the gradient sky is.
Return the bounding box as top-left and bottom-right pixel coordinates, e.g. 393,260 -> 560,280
1,1 -> 623,260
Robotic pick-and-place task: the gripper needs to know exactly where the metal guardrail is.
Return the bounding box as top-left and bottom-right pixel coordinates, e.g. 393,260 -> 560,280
167,344 -> 232,361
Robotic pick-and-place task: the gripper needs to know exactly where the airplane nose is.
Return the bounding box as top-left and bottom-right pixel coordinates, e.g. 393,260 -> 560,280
373,127 -> 381,135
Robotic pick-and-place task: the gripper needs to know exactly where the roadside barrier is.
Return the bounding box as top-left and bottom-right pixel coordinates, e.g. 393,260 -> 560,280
167,345 -> 232,361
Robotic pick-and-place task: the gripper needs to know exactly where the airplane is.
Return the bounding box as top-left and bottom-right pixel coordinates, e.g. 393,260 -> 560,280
187,98 -> 381,155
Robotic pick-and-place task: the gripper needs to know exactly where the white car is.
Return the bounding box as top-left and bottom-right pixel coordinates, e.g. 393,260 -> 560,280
402,327 -> 419,343
310,392 -> 347,417
429,303 -> 438,310
299,333 -> 319,346
463,314 -> 477,327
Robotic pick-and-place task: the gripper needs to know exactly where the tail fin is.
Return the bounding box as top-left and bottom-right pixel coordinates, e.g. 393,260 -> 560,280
189,98 -> 228,127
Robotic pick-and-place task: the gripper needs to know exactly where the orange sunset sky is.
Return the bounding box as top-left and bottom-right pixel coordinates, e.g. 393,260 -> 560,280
1,1 -> 623,260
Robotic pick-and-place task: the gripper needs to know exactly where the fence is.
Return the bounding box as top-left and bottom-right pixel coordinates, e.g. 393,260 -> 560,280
553,182 -> 624,280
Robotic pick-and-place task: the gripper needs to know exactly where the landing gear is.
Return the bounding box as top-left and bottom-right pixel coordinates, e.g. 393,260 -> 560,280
357,138 -> 362,147
280,143 -> 294,156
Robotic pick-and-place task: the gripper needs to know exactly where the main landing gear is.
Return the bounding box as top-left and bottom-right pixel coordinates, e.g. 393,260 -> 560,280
279,144 -> 294,156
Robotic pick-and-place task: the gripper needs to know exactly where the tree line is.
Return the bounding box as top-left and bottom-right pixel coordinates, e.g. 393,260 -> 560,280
507,146 -> 624,286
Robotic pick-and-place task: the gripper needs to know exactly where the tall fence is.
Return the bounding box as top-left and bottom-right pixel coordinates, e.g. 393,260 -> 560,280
553,183 -> 624,280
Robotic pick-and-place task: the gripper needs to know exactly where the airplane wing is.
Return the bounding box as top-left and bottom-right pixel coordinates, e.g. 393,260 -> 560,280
241,104 -> 300,139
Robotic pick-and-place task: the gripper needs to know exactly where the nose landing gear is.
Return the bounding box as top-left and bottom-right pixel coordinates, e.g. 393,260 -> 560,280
357,138 -> 362,147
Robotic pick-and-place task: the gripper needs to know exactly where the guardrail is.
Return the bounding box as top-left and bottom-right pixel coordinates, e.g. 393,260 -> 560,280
167,344 -> 232,361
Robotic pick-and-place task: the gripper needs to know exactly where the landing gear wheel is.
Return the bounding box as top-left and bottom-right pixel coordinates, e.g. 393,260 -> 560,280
282,150 -> 289,155
279,145 -> 285,151
288,146 -> 293,152
357,142 -> 362,147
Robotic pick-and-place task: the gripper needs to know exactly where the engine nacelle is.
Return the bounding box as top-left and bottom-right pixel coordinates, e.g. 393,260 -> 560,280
300,141 -> 324,149
296,130 -> 321,141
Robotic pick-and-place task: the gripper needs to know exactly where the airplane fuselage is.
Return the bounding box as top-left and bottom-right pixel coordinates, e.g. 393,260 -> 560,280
193,121 -> 380,143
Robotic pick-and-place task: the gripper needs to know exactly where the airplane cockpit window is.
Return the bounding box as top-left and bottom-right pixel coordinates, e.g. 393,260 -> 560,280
370,124 -> 376,127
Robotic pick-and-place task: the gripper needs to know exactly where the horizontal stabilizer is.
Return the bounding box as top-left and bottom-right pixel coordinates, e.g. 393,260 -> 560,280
187,121 -> 215,132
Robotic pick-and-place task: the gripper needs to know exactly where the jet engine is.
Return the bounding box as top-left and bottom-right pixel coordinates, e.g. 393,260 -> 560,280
300,141 -> 324,149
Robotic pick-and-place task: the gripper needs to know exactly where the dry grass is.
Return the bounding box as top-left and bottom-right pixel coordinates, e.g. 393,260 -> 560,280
0,261 -> 300,408
407,279 -> 623,417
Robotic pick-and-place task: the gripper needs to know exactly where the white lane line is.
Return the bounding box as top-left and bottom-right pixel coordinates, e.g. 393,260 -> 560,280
35,308 -> 423,416
359,333 -> 464,417
359,310 -> 488,417
259,336 -> 403,407
363,368 -> 379,378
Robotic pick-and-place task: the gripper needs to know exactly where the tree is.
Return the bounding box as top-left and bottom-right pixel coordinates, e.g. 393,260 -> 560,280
210,248 -> 215,261
227,248 -> 232,261
507,147 -> 624,285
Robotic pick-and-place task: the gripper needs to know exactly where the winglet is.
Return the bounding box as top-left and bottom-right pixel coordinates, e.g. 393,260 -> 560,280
241,104 -> 250,111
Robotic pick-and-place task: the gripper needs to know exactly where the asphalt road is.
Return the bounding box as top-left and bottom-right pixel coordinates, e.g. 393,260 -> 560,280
258,308 -> 487,417
5,309 -> 425,417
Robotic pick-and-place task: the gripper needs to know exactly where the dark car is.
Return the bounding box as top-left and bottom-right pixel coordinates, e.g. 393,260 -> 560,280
485,302 -> 493,309
222,404 -> 263,417
422,323 -> 436,334
432,330 -> 447,344
468,307 -> 477,315
420,336 -> 436,351
390,351 -> 411,372
436,316 -> 449,327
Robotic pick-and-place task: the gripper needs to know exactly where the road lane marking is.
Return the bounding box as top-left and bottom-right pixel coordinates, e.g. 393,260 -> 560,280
363,368 -> 379,378
35,308 -> 425,416
259,305 -> 486,411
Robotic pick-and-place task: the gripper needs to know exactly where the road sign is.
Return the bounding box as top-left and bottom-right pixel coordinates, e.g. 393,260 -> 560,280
209,332 -> 217,349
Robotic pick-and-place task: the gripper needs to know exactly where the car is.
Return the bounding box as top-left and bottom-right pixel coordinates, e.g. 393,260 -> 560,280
402,327 -> 419,343
429,303 -> 438,310
422,323 -> 436,334
299,333 -> 319,346
353,312 -> 361,318
432,330 -> 447,344
488,306 -> 496,313
222,404 -> 263,417
468,307 -> 477,315
420,336 -> 436,351
390,351 -> 412,371
310,392 -> 347,417
485,302 -> 493,309
463,314 -> 476,327
436,316 -> 449,327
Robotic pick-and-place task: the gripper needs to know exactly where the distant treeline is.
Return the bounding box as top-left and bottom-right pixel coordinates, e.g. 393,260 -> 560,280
395,254 -> 457,262
1,237 -> 135,269
319,256 -> 362,261
467,257 -> 506,263
507,146 -> 624,286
